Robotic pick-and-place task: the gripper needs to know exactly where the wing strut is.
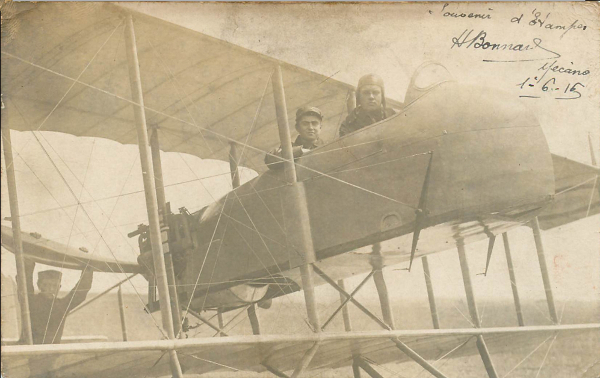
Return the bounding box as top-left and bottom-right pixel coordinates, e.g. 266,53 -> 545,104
422,256 -> 440,329
314,264 -> 451,378
124,14 -> 183,378
529,217 -> 559,324
354,357 -> 385,378
1,126 -> 34,345
150,127 -> 183,338
226,147 -> 289,378
117,286 -> 129,341
338,279 -> 353,332
502,233 -> 525,326
372,250 -> 451,377
456,239 -> 499,378
372,243 -> 396,328
272,64 -> 320,376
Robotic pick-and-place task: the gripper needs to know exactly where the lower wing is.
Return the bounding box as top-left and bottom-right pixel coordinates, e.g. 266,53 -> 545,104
2,324 -> 598,377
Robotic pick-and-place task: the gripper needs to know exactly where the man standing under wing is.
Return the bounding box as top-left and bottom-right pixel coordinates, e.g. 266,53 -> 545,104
21,260 -> 94,345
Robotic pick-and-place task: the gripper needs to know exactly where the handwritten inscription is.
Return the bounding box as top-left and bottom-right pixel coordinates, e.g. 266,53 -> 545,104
431,4 -> 589,40
511,9 -> 587,38
520,60 -> 591,100
538,60 -> 590,81
517,76 -> 586,100
451,30 -> 560,62
441,3 -> 492,20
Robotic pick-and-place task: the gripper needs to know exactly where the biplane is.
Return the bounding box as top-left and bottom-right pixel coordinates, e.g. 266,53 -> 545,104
1,3 -> 599,378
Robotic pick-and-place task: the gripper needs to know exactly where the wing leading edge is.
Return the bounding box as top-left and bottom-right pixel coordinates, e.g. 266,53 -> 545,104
2,324 -> 598,377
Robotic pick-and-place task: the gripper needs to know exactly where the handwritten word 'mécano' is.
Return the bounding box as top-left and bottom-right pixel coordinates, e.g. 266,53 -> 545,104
451,30 -> 560,63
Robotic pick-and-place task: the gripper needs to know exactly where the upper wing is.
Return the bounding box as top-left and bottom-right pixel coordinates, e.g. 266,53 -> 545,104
537,154 -> 600,230
0,225 -> 140,273
1,3 -> 391,174
2,324 -> 597,377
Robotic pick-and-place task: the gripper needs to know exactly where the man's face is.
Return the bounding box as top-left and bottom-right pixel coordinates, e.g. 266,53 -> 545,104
38,278 -> 61,298
296,114 -> 322,143
358,85 -> 382,112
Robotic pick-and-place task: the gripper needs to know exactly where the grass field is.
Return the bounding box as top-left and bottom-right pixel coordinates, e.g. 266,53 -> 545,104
62,294 -> 600,378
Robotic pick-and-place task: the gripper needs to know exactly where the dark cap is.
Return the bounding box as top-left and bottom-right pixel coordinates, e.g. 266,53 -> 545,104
38,270 -> 62,281
357,74 -> 384,92
295,106 -> 323,123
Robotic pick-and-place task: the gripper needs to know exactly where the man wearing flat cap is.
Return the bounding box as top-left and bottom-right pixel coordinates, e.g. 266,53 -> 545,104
21,260 -> 94,344
339,74 -> 396,137
265,106 -> 325,169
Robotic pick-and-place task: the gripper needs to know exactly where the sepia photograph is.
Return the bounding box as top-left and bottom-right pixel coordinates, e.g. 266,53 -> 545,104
1,2 -> 599,377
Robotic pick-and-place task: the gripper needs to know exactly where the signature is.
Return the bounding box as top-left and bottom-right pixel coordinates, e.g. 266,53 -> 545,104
450,29 -> 560,63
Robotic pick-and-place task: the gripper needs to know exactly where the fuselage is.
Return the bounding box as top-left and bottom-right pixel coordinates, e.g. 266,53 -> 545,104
182,79 -> 555,311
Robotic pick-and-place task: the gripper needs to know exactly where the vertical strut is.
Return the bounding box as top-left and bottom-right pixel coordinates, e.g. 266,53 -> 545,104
530,217 -> 558,324
272,65 -> 321,334
372,243 -> 395,329
369,247 -> 450,377
217,310 -> 225,337
456,240 -> 498,378
124,15 -> 182,378
150,128 -> 182,338
422,256 -> 440,329
338,279 -> 353,332
247,303 -> 261,335
352,360 -> 363,378
502,233 -> 524,326
1,127 -> 33,345
117,285 -> 128,341
339,279 -> 361,378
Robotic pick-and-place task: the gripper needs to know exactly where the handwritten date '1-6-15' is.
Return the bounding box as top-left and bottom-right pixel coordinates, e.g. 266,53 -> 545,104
517,76 -> 585,100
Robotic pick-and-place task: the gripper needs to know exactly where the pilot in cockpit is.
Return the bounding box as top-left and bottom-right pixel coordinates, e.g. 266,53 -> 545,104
264,106 -> 325,170
339,74 -> 396,137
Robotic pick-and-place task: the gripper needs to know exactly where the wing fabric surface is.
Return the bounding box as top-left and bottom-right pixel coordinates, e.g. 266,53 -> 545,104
0,225 -> 141,273
2,325 -> 597,377
538,154 -> 600,230
0,3 -> 362,174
